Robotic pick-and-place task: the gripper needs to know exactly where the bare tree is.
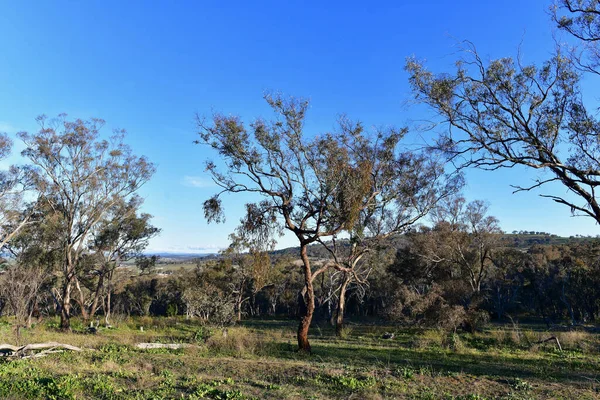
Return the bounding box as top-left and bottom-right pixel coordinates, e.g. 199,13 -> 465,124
19,115 -> 155,330
197,94 -> 411,352
0,264 -> 46,331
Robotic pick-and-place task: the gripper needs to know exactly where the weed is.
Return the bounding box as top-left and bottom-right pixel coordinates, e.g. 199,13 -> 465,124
337,326 -> 353,339
511,378 -> 532,392
394,366 -> 415,379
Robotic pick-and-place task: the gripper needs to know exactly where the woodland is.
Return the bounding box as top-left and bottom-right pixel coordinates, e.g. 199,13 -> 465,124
0,1 -> 600,399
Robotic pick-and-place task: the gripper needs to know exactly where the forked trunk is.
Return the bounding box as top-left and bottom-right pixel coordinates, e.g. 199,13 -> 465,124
297,244 -> 314,353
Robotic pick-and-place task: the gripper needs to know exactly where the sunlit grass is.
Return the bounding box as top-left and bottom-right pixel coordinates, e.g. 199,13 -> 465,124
0,317 -> 597,398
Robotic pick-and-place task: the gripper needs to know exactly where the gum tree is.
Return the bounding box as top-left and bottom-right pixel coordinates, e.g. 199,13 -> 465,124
19,115 -> 155,330
87,195 -> 160,325
197,94 -> 419,352
316,126 -> 462,335
406,1 -> 600,225
0,132 -> 37,251
552,0 -> 600,74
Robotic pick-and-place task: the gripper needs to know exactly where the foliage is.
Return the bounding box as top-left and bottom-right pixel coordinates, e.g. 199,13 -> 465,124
196,93 -> 454,351
18,115 -> 155,329
406,0 -> 600,227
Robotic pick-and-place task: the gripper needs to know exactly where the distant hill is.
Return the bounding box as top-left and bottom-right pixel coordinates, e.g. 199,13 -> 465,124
144,252 -> 219,265
501,233 -> 599,249
145,233 -> 599,267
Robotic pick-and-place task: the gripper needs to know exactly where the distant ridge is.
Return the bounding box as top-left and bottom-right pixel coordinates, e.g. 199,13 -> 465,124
144,233 -> 599,263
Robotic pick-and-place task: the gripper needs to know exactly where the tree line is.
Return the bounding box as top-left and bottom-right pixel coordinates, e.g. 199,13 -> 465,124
0,0 -> 598,354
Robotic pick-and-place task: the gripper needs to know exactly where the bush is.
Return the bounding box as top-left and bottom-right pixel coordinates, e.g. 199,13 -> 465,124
183,284 -> 235,326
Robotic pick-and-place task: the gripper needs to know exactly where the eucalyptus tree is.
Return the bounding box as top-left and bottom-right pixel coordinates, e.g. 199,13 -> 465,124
430,197 -> 502,296
394,198 -> 501,297
1,198 -> 68,329
552,0 -> 600,74
0,131 -> 39,251
19,115 -> 155,330
218,232 -> 272,321
406,1 -> 600,225
87,195 -> 159,325
316,125 -> 463,335
197,94 -> 416,352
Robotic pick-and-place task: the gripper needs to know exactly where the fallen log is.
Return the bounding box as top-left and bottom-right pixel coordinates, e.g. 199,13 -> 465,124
0,344 -> 21,353
535,336 -> 562,351
0,342 -> 87,358
135,343 -> 195,350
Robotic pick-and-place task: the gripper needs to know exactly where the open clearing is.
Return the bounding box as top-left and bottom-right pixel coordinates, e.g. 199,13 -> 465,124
0,318 -> 598,399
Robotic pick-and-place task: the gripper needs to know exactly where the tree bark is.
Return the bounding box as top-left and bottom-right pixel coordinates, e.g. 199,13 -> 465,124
297,244 -> 314,353
335,274 -> 351,336
104,270 -> 114,326
74,277 -> 89,321
236,291 -> 244,322
89,273 -> 104,320
60,279 -> 72,331
105,289 -> 112,326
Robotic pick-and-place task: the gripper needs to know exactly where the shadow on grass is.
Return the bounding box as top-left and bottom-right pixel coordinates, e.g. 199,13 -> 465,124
240,319 -> 298,331
263,341 -> 600,385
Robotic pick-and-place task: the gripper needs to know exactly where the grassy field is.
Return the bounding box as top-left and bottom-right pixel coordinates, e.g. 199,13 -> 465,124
0,317 -> 598,399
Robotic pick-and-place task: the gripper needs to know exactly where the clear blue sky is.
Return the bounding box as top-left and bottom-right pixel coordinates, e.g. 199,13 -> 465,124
1,0 -> 598,253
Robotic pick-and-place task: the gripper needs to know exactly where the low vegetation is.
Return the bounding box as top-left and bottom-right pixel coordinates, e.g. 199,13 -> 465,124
0,317 -> 598,399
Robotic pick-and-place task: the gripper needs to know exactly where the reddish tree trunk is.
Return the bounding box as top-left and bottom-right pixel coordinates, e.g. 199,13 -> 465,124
297,244 -> 314,353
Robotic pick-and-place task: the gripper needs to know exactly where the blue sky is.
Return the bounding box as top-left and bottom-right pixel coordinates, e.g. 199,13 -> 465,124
1,0 -> 598,253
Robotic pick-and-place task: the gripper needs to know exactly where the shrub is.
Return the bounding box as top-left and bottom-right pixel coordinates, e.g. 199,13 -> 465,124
183,284 -> 235,326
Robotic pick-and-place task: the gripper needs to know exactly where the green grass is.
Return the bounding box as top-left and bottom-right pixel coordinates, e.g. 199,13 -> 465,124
0,317 -> 598,399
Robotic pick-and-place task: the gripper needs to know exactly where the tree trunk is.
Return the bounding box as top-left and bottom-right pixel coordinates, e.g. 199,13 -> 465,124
327,279 -> 335,327
74,277 -> 89,321
329,301 -> 336,327
89,273 -> 105,320
297,244 -> 314,353
104,270 -> 114,326
236,291 -> 244,322
251,292 -> 258,316
26,301 -> 36,329
335,274 -> 351,336
60,280 -> 72,331
105,289 -> 112,326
